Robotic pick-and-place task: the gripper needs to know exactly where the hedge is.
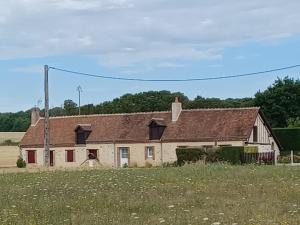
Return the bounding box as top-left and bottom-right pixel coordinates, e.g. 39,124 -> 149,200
218,146 -> 244,165
176,146 -> 246,165
273,128 -> 300,151
176,147 -> 206,166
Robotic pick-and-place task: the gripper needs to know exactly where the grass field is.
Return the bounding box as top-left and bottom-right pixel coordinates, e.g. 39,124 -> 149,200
0,132 -> 25,144
0,132 -> 24,168
0,146 -> 19,168
0,165 -> 299,225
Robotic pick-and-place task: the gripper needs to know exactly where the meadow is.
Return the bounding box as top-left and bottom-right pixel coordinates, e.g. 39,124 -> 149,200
0,132 -> 25,144
0,165 -> 299,225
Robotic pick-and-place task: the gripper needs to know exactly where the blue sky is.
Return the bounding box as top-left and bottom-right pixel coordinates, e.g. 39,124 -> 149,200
1,0 -> 300,112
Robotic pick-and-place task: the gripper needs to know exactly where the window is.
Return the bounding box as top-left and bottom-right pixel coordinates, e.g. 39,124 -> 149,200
148,121 -> 166,140
145,146 -> 155,160
76,131 -> 86,145
87,149 -> 98,159
121,148 -> 129,158
27,150 -> 36,164
253,126 -> 258,142
65,150 -> 75,162
75,125 -> 92,145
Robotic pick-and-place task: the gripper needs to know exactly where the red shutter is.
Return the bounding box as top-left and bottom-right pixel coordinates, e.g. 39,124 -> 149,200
27,150 -> 36,164
66,150 -> 74,162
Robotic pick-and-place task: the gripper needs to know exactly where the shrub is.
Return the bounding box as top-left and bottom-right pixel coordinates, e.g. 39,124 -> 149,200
0,139 -> 19,146
16,156 -> 26,168
218,146 -> 244,165
145,161 -> 153,168
205,147 -> 220,163
176,147 -> 206,166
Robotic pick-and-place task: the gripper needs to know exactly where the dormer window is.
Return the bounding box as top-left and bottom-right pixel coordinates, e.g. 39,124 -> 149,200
75,124 -> 92,145
148,119 -> 166,140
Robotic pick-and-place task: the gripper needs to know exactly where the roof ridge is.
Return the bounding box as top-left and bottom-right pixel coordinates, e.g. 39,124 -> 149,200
182,107 -> 260,112
39,107 -> 260,120
46,110 -> 171,119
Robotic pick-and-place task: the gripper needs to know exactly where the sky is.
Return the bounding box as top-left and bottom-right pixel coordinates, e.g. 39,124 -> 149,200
1,0 -> 300,112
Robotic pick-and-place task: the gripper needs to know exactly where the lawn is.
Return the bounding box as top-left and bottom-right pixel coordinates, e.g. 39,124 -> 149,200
0,165 -> 299,225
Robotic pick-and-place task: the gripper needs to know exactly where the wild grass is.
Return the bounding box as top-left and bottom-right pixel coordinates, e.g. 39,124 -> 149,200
0,165 -> 299,225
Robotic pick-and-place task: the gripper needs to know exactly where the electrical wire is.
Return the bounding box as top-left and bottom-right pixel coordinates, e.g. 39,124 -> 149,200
49,64 -> 300,82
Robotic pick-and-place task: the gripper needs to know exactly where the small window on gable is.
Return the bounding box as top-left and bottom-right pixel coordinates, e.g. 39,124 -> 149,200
253,126 -> 258,142
145,146 -> 155,160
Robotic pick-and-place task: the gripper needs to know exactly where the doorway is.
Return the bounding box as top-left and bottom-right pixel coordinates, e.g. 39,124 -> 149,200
119,147 -> 129,167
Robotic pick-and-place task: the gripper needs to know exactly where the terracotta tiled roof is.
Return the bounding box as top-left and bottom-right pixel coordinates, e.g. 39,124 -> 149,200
20,108 -> 260,148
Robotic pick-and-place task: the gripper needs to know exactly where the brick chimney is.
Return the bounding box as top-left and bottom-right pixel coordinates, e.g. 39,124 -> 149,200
172,97 -> 182,122
31,107 -> 40,126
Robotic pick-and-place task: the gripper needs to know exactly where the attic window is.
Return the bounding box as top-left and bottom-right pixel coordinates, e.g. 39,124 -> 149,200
253,126 -> 258,142
148,119 -> 166,140
75,124 -> 92,145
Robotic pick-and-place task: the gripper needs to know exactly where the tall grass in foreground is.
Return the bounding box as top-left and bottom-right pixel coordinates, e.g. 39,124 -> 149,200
0,165 -> 299,225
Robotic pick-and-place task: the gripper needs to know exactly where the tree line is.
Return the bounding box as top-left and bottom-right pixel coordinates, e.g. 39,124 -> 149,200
0,77 -> 299,132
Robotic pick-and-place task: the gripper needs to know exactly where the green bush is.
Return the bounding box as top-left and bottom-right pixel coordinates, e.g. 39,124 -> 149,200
176,147 -> 206,166
218,146 -> 244,165
273,128 -> 300,151
16,156 -> 26,168
205,147 -> 220,163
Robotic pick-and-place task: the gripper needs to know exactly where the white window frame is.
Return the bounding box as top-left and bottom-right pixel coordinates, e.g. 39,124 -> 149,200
146,146 -> 154,158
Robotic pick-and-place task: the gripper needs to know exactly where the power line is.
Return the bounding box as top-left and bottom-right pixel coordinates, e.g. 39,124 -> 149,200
49,64 -> 300,82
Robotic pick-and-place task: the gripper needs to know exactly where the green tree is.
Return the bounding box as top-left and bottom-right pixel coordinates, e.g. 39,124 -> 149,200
254,77 -> 300,128
64,100 -> 78,116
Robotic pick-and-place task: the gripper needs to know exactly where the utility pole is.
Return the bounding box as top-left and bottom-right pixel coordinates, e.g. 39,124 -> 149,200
77,85 -> 83,115
44,65 -> 50,166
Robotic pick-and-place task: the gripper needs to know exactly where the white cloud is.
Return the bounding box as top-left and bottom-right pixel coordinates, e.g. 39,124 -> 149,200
0,0 -> 300,66
11,65 -> 44,73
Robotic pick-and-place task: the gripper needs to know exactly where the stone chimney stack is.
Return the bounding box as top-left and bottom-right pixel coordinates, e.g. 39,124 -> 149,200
31,107 -> 40,126
172,97 -> 182,122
